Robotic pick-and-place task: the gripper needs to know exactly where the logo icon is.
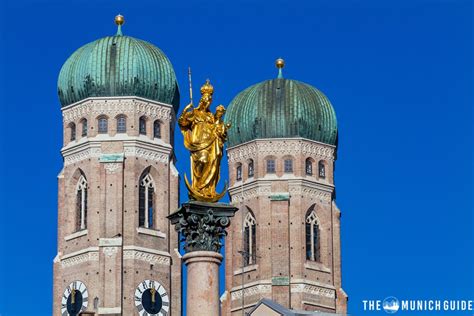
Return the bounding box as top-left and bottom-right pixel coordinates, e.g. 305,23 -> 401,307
383,296 -> 400,314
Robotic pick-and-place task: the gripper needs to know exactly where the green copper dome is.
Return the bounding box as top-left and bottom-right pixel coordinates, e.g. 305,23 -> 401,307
225,76 -> 337,147
58,25 -> 179,112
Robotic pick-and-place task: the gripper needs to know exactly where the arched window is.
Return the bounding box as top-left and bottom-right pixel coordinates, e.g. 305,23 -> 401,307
284,159 -> 293,173
248,159 -> 254,178
305,158 -> 313,175
139,172 -> 155,228
153,120 -> 161,138
76,175 -> 88,231
318,160 -> 326,179
116,115 -> 126,133
81,119 -> 88,137
236,163 -> 242,181
266,159 -> 276,173
244,210 -> 257,266
69,123 -> 76,141
139,116 -> 147,135
98,116 -> 108,134
305,207 -> 320,262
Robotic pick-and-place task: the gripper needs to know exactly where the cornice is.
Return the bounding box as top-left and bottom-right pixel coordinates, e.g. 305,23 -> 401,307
229,178 -> 333,202
62,97 -> 174,122
227,138 -> 336,163
61,137 -> 172,166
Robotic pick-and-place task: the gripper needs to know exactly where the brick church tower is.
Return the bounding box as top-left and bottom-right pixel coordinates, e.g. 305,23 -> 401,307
221,59 -> 348,315
52,16 -> 182,315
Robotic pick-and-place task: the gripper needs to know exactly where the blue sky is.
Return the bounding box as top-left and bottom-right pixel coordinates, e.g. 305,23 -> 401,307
0,0 -> 472,315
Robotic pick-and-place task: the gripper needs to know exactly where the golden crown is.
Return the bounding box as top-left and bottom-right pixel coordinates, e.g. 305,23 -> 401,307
200,79 -> 214,95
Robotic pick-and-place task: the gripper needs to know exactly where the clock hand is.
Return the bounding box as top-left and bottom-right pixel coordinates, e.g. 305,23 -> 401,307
151,285 -> 156,304
71,288 -> 76,305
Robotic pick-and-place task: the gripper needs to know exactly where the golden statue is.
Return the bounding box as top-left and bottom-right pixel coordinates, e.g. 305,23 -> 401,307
178,79 -> 231,202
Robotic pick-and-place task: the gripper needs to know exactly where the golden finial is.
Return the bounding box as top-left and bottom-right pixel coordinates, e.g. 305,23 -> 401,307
276,58 -> 285,78
115,14 -> 125,26
276,58 -> 285,69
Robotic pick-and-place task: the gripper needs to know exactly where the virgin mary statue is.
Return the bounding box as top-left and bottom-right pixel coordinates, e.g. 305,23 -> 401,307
178,80 -> 230,202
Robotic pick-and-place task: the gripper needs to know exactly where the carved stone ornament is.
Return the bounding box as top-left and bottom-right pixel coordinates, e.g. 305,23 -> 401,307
227,139 -> 335,163
290,284 -> 336,299
61,251 -> 99,268
62,98 -> 173,122
104,163 -> 121,174
123,250 -> 171,266
231,284 -> 271,301
103,247 -> 118,257
168,201 -> 238,253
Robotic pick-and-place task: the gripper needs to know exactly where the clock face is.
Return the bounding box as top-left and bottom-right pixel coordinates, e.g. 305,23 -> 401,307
61,280 -> 88,316
134,280 -> 169,316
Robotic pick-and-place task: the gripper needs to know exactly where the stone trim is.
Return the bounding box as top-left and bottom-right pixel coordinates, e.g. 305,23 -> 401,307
123,245 -> 171,257
231,284 -> 272,301
62,138 -> 172,166
62,133 -> 172,152
64,229 -> 88,241
229,181 -> 272,202
230,280 -> 272,301
290,283 -> 336,299
234,264 -> 258,275
97,307 -> 121,314
99,237 -> 122,247
137,227 -> 166,238
304,261 -> 331,273
229,178 -> 333,202
60,247 -> 99,268
62,97 -> 173,122
173,248 -> 182,259
288,179 -> 333,202
123,246 -> 171,266
220,290 -> 228,303
290,279 -> 336,290
227,142 -> 258,163
61,246 -> 99,260
61,252 -> 99,268
170,161 -> 179,177
53,252 -> 61,263
62,142 -> 101,166
123,142 -> 169,163
227,138 -> 335,163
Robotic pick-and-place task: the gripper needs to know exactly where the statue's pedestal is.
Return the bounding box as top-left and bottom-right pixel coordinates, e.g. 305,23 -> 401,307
168,201 -> 238,316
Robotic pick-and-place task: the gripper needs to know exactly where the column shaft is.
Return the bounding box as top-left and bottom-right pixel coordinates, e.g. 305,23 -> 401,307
183,251 -> 223,316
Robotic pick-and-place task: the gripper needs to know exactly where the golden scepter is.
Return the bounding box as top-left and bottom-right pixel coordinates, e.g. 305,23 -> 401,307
181,67 -> 194,113
188,67 -> 193,106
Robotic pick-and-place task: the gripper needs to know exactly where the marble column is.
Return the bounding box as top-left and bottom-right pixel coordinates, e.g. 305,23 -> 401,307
183,251 -> 223,315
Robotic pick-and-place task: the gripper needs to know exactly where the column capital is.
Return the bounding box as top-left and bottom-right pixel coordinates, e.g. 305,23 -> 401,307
168,201 -> 238,253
